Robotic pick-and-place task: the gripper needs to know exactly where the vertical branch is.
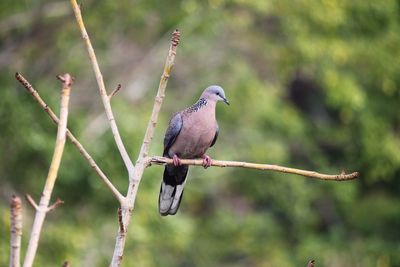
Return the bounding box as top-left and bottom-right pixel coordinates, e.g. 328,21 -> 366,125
70,1 -> 180,265
70,0 -> 135,178
137,29 -> 181,162
69,2 -> 180,265
10,195 -> 22,267
109,30 -> 181,267
23,74 -> 73,267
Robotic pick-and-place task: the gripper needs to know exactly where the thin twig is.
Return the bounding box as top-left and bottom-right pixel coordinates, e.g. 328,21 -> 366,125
47,198 -> 64,213
70,0 -> 135,178
24,194 -> 38,211
10,195 -> 22,267
110,30 -> 181,267
148,156 -> 359,181
108,84 -> 121,100
137,29 -> 181,162
15,73 -> 124,204
23,74 -> 73,267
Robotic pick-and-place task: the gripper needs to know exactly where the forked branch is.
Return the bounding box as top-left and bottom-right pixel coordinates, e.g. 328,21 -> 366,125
15,2 -> 359,267
70,0 -> 135,178
15,73 -> 124,204
148,156 -> 359,181
108,29 -> 181,267
23,74 -> 73,267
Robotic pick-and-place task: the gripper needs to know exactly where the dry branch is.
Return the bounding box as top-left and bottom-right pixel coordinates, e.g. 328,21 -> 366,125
109,84 -> 121,100
15,73 -> 124,203
70,0 -> 135,178
109,30 -> 181,267
25,194 -> 38,211
148,156 -> 359,181
69,2 -> 357,266
47,198 -> 64,213
23,74 -> 73,267
10,195 -> 22,267
138,29 -> 181,161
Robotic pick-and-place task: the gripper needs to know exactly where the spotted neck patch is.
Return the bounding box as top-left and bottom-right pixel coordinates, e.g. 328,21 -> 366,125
186,98 -> 207,113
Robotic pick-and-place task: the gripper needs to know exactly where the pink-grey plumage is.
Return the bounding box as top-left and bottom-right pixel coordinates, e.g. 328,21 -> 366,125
159,85 -> 229,216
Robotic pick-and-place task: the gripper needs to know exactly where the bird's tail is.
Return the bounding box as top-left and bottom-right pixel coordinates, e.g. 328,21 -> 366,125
159,165 -> 189,216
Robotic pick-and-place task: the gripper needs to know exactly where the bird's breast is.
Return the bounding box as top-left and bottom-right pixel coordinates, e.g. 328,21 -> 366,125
169,108 -> 217,158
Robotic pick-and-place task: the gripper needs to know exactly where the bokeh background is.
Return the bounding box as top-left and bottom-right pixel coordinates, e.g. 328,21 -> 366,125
1,0 -> 400,266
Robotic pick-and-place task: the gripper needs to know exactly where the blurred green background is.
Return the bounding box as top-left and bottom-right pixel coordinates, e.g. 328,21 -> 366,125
1,0 -> 400,266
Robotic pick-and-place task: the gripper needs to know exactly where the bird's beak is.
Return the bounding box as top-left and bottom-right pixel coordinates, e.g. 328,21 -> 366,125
223,97 -> 230,105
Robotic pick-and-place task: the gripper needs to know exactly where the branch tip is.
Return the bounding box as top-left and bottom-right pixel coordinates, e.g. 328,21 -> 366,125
15,72 -> 31,89
47,198 -> 65,213
307,259 -> 315,267
23,66 -> 72,267
56,73 -> 75,87
25,194 -> 39,211
109,84 -> 122,100
10,195 -> 22,209
171,29 -> 180,47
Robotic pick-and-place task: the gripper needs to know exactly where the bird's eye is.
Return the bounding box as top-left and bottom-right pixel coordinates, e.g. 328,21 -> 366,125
216,92 -> 220,96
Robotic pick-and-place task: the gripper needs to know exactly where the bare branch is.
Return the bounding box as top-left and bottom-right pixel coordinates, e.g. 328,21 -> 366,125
24,194 -> 38,211
15,73 -> 124,204
108,84 -> 121,100
70,0 -> 181,265
56,74 -> 75,85
148,156 -> 359,181
70,0 -> 135,178
110,30 -> 181,267
47,198 -> 64,213
23,73 -> 73,267
137,29 -> 180,162
10,195 -> 22,267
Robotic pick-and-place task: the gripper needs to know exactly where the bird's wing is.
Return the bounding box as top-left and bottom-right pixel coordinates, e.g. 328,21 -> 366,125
163,112 -> 183,157
210,123 -> 219,147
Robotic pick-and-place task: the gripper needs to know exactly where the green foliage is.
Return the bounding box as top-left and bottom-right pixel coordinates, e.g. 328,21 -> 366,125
1,0 -> 399,266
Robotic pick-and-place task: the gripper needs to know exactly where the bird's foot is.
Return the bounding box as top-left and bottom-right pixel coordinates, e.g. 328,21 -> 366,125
172,155 -> 182,166
201,154 -> 212,169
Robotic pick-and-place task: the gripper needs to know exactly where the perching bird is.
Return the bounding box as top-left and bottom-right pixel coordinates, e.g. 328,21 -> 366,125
159,85 -> 229,216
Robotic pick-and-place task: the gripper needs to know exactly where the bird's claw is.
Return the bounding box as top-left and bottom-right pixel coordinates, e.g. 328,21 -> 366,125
202,155 -> 212,169
172,155 -> 182,166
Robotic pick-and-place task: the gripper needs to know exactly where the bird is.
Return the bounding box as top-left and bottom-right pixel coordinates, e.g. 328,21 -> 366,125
159,85 -> 229,216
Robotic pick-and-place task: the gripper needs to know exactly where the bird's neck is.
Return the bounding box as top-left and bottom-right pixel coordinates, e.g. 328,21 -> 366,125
186,98 -> 216,113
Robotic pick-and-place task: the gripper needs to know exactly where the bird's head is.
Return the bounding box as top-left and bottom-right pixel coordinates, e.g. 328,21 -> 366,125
201,85 -> 230,105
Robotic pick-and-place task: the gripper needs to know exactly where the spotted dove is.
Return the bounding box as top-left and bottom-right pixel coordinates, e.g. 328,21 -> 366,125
159,85 -> 229,216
